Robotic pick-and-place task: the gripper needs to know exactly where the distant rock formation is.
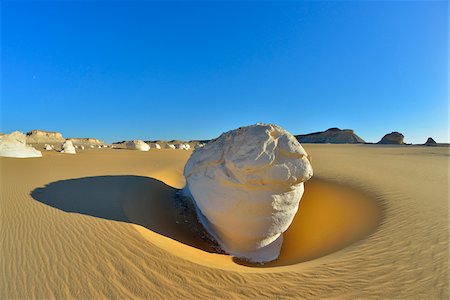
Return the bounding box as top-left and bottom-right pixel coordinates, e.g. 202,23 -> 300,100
44,144 -> 53,151
126,140 -> 150,151
61,140 -> 76,154
26,130 -> 64,143
424,137 -> 437,145
165,144 -> 176,149
295,128 -> 365,144
377,132 -> 404,145
0,131 -> 42,158
67,138 -> 104,145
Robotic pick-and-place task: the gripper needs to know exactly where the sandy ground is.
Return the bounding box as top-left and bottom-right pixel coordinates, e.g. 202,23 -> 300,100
1,145 -> 448,299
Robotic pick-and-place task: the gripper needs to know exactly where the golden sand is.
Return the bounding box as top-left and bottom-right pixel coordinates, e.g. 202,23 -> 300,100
1,145 -> 448,298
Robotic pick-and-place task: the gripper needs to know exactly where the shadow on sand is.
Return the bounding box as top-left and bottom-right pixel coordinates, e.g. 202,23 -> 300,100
31,176 -> 383,268
30,175 -> 218,253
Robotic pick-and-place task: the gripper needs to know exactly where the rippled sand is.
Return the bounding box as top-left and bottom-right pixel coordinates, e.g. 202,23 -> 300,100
1,145 -> 448,298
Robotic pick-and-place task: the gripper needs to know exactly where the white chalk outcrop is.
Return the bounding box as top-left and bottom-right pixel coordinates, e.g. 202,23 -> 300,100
80,145 -> 85,150
0,131 -> 42,158
154,143 -> 161,149
184,123 -> 313,263
183,143 -> 191,150
44,144 -> 53,151
61,140 -> 76,154
126,140 -> 150,151
166,144 -> 176,149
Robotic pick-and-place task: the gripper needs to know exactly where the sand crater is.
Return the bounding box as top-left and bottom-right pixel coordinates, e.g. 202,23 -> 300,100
31,176 -> 382,271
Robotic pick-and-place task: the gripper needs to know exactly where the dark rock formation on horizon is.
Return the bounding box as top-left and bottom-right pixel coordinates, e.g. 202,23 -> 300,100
295,128 -> 365,144
377,132 -> 404,144
424,137 -> 437,146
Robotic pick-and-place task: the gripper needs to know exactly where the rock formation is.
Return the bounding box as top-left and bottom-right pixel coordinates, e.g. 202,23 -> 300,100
184,123 -> 313,263
377,132 -> 404,144
0,131 -> 42,158
26,130 -> 65,144
61,140 -> 76,154
424,137 -> 437,145
295,128 -> 365,144
166,144 -> 176,149
126,140 -> 150,151
44,144 -> 53,151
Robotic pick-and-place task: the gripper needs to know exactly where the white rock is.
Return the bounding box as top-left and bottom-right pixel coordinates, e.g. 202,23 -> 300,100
75,145 -> 79,149
90,145 -> 95,148
153,143 -> 161,149
80,145 -> 85,150
61,140 -> 76,154
0,131 -> 42,158
166,144 -> 176,149
126,140 -> 150,151
102,145 -> 108,148
183,123 -> 313,263
183,143 -> 191,150
44,144 -> 53,151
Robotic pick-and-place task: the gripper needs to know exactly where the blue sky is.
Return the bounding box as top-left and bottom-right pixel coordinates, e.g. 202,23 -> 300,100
1,1 -> 448,143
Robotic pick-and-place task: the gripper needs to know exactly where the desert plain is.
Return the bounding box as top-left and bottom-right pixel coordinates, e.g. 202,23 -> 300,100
1,144 -> 448,298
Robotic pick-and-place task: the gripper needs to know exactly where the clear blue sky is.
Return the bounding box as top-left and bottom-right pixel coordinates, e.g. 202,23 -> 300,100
1,1 -> 448,143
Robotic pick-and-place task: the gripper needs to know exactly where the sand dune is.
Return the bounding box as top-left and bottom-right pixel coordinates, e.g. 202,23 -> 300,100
1,145 -> 448,298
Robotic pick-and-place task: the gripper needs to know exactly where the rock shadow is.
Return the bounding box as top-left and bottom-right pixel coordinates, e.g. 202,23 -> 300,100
30,175 -> 218,253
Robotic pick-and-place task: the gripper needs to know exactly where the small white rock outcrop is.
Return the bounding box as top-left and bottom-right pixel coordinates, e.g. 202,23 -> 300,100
80,145 -> 85,150
184,123 -> 313,263
0,131 -> 42,158
166,144 -> 176,149
183,143 -> 191,150
61,140 -> 76,154
44,144 -> 53,151
126,140 -> 150,151
153,143 -> 161,149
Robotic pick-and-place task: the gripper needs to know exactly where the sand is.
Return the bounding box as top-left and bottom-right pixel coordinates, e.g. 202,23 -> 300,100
1,145 -> 448,298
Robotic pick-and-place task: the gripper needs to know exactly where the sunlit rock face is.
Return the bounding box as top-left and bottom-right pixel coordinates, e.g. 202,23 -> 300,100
61,140 -> 76,154
183,123 -> 313,263
126,140 -> 150,151
166,144 -> 176,149
0,131 -> 42,158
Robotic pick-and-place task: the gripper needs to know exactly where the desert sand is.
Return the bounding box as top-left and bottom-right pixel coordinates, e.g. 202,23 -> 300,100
1,145 -> 448,298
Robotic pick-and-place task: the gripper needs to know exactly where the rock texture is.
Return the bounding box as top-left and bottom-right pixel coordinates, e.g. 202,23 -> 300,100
0,131 -> 42,158
377,132 -> 405,145
166,144 -> 176,150
61,140 -> 76,154
26,130 -> 65,144
295,128 -> 365,144
183,123 -> 313,263
126,140 -> 150,151
44,144 -> 53,151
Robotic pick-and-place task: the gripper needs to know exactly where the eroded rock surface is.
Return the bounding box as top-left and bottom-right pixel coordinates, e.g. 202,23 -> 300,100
184,123 -> 313,262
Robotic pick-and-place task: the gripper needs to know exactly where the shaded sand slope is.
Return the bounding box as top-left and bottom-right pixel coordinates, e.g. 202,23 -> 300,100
1,146 -> 448,298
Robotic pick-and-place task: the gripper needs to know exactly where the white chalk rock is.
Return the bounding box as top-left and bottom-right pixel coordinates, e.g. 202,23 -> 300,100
154,143 -> 161,149
90,145 -> 95,148
184,123 -> 313,263
44,144 -> 53,151
183,143 -> 191,150
0,131 -> 42,158
126,140 -> 150,151
61,140 -> 76,154
80,145 -> 85,150
166,144 -> 176,149
75,145 -> 79,149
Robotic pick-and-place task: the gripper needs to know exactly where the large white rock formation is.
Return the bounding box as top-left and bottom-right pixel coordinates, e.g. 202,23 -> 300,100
0,131 -> 42,158
126,140 -> 150,151
184,123 -> 313,263
61,140 -> 76,154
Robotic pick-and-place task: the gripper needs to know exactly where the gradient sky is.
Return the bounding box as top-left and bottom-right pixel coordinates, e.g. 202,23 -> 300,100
1,1 -> 448,143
